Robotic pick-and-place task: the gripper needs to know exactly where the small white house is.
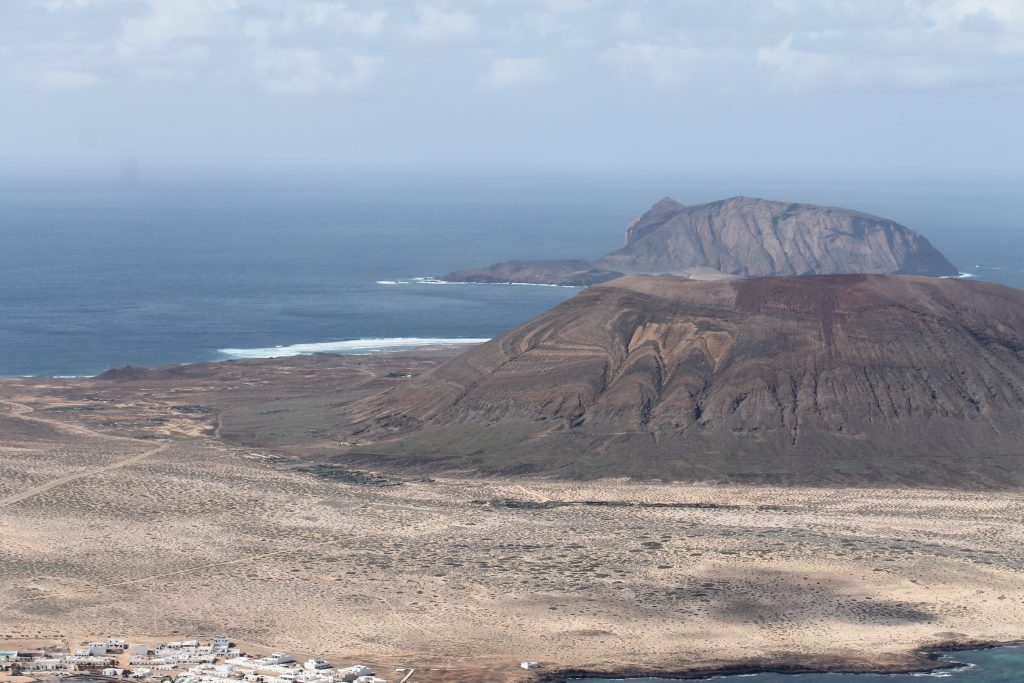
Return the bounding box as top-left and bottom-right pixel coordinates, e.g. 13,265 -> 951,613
520,661 -> 541,670
304,659 -> 330,671
128,644 -> 149,656
104,668 -> 126,677
336,665 -> 373,682
212,637 -> 231,651
31,658 -> 66,671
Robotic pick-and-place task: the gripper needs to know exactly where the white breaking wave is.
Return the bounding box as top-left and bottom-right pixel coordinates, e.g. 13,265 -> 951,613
377,276 -> 457,286
377,276 -> 579,288
218,337 -> 489,359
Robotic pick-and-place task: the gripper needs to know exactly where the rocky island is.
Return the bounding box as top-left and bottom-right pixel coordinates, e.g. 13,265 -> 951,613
443,197 -> 959,285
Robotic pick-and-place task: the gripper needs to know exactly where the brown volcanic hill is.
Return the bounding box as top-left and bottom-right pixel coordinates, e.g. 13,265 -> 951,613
344,274 -> 1024,487
442,197 -> 959,284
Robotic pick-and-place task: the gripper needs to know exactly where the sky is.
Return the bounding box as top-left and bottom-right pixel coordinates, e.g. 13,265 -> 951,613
2,0 -> 1023,179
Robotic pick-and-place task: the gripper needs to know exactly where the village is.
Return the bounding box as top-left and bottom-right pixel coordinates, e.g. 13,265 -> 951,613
0,637 -> 409,683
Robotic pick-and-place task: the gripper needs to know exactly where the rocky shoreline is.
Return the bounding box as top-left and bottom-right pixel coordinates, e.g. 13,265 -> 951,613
540,639 -> 1024,682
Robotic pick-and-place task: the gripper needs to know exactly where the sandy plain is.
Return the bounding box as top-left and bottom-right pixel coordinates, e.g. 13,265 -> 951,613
1,351 -> 1023,682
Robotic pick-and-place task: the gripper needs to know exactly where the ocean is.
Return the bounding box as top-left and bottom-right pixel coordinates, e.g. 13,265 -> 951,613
1,171 -> 1022,377
577,645 -> 1024,682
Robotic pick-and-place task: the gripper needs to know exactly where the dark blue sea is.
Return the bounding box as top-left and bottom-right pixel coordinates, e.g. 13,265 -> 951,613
577,645 -> 1024,682
2,170 -> 1022,376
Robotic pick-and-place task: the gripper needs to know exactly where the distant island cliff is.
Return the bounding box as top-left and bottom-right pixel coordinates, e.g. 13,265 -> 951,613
443,196 -> 959,285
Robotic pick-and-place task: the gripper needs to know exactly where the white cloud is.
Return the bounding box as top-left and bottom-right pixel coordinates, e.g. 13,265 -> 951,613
481,56 -> 548,89
118,0 -> 238,55
242,18 -> 271,40
36,0 -> 108,11
602,42 -> 707,86
35,68 -> 101,89
255,49 -> 379,94
617,10 -> 647,35
960,7 -> 1003,33
302,2 -> 387,38
406,6 -> 478,42
757,35 -> 963,90
909,0 -> 1021,31
544,0 -> 604,13
10,1 -> 1024,103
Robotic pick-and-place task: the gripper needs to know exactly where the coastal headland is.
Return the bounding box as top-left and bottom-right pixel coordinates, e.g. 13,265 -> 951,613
1,349 -> 1022,682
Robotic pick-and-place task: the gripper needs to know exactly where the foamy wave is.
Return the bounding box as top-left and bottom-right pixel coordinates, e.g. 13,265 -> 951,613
378,276 -> 578,288
218,337 -> 489,359
377,276 -> 458,286
942,272 -> 978,279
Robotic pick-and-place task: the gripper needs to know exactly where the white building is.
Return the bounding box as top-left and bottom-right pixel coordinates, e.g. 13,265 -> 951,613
70,655 -> 116,669
31,658 -> 66,671
304,659 -> 330,671
253,655 -> 294,668
297,671 -> 332,683
129,644 -> 150,656
520,661 -> 541,669
336,665 -> 373,682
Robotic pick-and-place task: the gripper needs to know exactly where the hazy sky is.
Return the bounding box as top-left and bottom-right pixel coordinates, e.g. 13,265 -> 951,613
3,0 -> 1023,177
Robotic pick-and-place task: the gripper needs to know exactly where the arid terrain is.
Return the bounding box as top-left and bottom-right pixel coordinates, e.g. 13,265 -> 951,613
1,350 -> 1023,682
